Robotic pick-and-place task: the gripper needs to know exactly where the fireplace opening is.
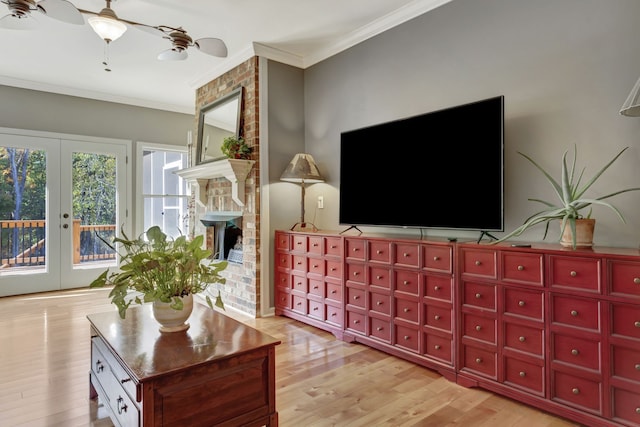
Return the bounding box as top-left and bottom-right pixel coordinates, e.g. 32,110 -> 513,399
200,212 -> 243,263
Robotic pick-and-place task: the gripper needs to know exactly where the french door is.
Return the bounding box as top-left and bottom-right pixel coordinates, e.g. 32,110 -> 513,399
0,130 -> 129,297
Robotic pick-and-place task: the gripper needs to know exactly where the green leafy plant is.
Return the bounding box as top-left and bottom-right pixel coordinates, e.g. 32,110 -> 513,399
494,145 -> 640,249
221,135 -> 252,160
90,226 -> 227,319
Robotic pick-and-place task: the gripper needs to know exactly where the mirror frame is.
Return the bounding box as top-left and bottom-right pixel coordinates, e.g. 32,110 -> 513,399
196,86 -> 243,165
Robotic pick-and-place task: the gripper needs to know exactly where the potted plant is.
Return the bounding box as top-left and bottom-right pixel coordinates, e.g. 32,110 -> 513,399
493,145 -> 640,249
221,135 -> 252,160
90,226 -> 227,331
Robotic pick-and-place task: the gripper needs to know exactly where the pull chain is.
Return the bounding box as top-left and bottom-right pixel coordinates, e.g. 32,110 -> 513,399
102,40 -> 112,72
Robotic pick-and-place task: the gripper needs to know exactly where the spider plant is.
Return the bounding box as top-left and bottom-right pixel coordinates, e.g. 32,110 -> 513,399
493,145 -> 640,249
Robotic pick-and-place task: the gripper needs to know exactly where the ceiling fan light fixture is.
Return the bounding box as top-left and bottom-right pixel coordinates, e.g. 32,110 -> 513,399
88,2 -> 126,42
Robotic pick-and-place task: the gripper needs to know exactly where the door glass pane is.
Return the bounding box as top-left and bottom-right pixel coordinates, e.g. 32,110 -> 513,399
71,152 -> 117,267
0,146 -> 47,274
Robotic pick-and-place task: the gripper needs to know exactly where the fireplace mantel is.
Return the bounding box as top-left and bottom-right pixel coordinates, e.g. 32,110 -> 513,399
176,159 -> 255,207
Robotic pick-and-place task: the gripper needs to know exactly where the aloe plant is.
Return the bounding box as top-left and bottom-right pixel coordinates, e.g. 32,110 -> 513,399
494,145 -> 640,249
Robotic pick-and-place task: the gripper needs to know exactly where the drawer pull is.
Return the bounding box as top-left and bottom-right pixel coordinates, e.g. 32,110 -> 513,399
434,315 -> 440,320
313,285 -> 318,289
296,241 -> 302,245
570,270 -> 577,277
297,301 -> 302,306
433,256 -> 440,261
475,325 -> 482,331
403,252 -> 410,258
434,345 -> 441,350
377,326 -> 383,331
312,264 -> 318,268
331,290 -> 337,294
519,336 -> 526,342
517,265 -> 524,271
475,293 -> 482,299
120,378 -> 131,384
634,277 -> 640,284
475,260 -> 481,266
377,250 -> 383,254
353,319 -> 360,324
635,321 -> 640,328
434,285 -> 440,291
571,349 -> 579,356
117,396 -> 128,414
331,312 -> 337,317
313,307 -> 318,311
330,267 -> 336,271
404,335 -> 410,340
475,358 -> 482,363
519,371 -> 526,377
95,360 -> 104,373
570,310 -> 578,317
572,388 -> 580,395
296,261 -> 302,265
331,245 -> 337,249
403,280 -> 410,285
518,300 -> 525,307
403,308 -> 410,313
376,301 -> 383,306
353,296 -> 359,300
377,275 -> 383,280
352,248 -> 359,252
353,271 -> 359,276
635,364 -> 640,371
636,407 -> 640,414
281,259 -> 286,263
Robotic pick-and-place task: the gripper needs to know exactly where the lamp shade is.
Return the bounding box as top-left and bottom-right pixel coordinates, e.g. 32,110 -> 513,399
88,6 -> 127,42
620,75 -> 640,116
280,153 -> 324,183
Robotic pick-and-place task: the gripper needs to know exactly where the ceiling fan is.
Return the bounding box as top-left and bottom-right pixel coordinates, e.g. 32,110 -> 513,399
0,0 -> 228,61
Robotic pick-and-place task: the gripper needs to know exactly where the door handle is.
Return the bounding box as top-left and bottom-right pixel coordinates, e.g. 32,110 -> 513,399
63,224 -> 69,229
63,213 -> 69,219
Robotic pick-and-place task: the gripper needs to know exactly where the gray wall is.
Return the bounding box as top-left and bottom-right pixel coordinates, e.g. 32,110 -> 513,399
300,0 -> 640,248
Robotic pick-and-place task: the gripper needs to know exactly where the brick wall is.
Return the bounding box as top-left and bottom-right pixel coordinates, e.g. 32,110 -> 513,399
193,57 -> 262,316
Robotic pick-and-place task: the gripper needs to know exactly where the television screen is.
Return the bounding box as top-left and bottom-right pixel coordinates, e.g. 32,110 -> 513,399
339,95 -> 504,232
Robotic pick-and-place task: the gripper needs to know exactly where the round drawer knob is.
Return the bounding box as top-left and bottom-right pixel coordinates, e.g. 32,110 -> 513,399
475,358 -> 482,363
404,335 -> 410,340
433,256 -> 440,261
518,300 -> 525,307
475,325 -> 482,331
403,308 -> 409,313
475,260 -> 481,266
475,293 -> 482,299
377,327 -> 383,331
376,250 -> 382,254
519,371 -> 526,377
404,253 -> 409,257
434,315 -> 441,320
376,275 -> 382,279
517,265 -> 524,271
313,264 -> 318,268
353,296 -> 359,300
353,248 -> 358,252
434,345 -> 441,350
570,270 -> 577,277
519,336 -> 526,342
434,286 -> 440,291
572,388 -> 580,395
353,271 -> 359,276
635,321 -> 640,328
636,407 -> 640,414
376,301 -> 382,306
571,310 -> 578,317
331,290 -> 336,294
353,320 -> 360,324
403,280 -> 410,285
634,277 -> 640,284
571,349 -> 579,356
635,364 -> 640,371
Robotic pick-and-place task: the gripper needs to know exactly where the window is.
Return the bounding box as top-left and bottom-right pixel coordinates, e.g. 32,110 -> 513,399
137,143 -> 188,238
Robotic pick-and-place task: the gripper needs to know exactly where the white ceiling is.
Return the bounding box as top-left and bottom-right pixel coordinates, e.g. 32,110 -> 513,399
0,0 -> 452,114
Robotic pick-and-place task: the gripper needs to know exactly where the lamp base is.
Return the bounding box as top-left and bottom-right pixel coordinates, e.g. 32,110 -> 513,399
290,222 -> 319,232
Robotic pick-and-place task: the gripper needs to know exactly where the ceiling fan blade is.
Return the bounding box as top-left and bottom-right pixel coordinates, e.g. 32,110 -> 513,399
194,37 -> 227,58
37,0 -> 83,25
158,48 -> 188,61
0,13 -> 38,30
133,23 -> 166,38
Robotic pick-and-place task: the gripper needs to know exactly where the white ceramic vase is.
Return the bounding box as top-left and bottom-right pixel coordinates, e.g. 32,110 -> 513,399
152,294 -> 194,332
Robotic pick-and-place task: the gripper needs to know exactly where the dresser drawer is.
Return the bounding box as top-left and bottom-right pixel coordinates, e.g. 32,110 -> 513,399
611,343 -> 640,382
423,333 -> 453,364
612,386 -> 640,426
423,245 -> 452,273
503,287 -> 543,321
308,278 -> 324,298
369,266 -> 391,289
504,322 -> 543,356
504,356 -> 544,396
462,345 -> 497,379
308,258 -> 325,276
292,255 -> 307,273
395,298 -> 419,324
291,274 -> 307,294
275,270 -> 291,291
394,243 -> 419,268
93,337 -> 137,402
275,232 -> 290,251
424,305 -> 452,333
462,281 -> 496,311
551,370 -> 601,413
308,235 -> 323,255
326,260 -> 343,279
292,295 -> 307,314
308,299 -> 324,321
346,286 -> 365,309
462,312 -> 496,344
611,303 -> 640,340
460,248 -> 497,278
345,238 -> 365,261
275,290 -> 291,310
551,295 -> 600,331
549,255 -> 601,293
326,303 -> 343,327
346,262 -> 365,284
369,240 -> 392,263
609,259 -> 640,298
346,310 -> 366,334
394,324 -> 419,352
324,237 -> 343,257
551,332 -> 601,371
292,234 -> 307,253
326,282 -> 343,304
502,252 -> 543,286
369,290 -> 391,316
369,316 -> 391,343
276,252 -> 290,270
395,269 -> 419,296
424,275 -> 452,302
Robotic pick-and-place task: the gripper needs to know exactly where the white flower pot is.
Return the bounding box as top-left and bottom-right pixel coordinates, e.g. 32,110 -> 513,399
152,294 -> 194,332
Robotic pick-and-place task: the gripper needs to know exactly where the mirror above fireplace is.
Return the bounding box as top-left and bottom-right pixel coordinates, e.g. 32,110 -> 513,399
196,87 -> 243,165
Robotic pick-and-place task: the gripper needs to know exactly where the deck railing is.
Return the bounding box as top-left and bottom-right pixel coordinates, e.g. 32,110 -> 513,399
0,220 -> 116,269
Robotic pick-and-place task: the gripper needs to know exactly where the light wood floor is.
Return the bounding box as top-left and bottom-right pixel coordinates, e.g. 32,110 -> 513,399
0,287 -> 580,427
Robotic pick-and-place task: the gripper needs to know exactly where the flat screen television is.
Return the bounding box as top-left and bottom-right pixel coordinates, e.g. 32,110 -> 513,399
339,95 -> 504,233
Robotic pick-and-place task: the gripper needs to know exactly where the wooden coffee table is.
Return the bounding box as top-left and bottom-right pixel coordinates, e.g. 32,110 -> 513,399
88,302 -> 280,426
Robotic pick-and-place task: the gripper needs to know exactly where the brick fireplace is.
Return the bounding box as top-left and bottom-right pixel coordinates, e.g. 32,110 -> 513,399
183,57 -> 262,317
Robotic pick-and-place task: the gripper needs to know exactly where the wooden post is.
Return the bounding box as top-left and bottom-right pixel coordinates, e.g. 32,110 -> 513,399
73,219 -> 81,265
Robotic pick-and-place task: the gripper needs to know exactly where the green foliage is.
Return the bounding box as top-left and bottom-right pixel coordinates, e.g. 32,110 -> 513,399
494,145 -> 640,249
221,136 -> 252,160
72,153 -> 116,225
90,226 -> 227,319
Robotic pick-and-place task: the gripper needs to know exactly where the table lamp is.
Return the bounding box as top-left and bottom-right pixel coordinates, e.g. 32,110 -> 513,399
280,153 -> 325,231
